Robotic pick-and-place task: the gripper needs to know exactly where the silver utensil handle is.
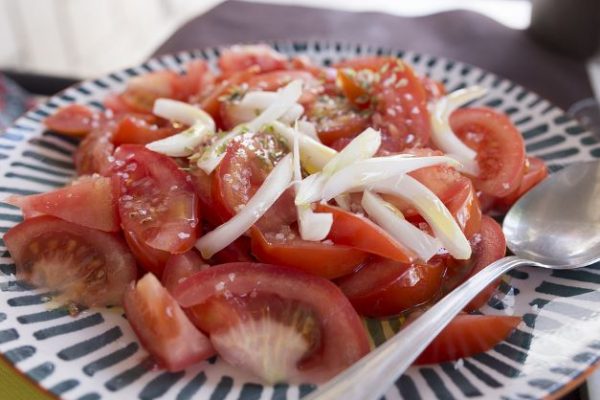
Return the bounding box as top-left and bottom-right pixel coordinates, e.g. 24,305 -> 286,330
306,255 -> 529,400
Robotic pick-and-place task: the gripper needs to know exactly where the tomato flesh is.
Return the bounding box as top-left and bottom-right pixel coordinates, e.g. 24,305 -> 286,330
74,117 -> 116,176
162,250 -> 208,294
112,145 -> 199,254
112,115 -> 181,146
450,107 -> 526,197
44,104 -> 95,136
218,45 -> 288,76
4,215 -> 136,307
174,262 -> 370,383
337,257 -> 446,317
250,227 -> 367,279
6,175 -> 119,232
415,314 -> 520,364
124,273 -> 214,372
120,71 -> 179,113
315,203 -> 417,263
123,230 -> 171,277
495,156 -> 548,211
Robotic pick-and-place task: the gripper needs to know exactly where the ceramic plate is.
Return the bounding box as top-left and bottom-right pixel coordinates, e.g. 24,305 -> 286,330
1,40 -> 599,400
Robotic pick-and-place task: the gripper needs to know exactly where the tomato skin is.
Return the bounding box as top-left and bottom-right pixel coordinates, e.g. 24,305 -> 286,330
4,215 -> 136,307
415,314 -> 520,364
444,179 -> 482,240
74,118 -> 116,176
124,273 -> 214,372
123,229 -> 171,277
162,250 -> 208,295
314,203 -> 417,263
44,104 -> 95,136
6,175 -> 119,232
250,227 -> 368,279
495,156 -> 548,211
450,107 -> 526,197
112,145 -> 199,254
444,215 -> 506,311
175,59 -> 215,100
218,45 -> 288,76
120,71 -> 179,113
210,236 -> 255,264
337,257 -> 446,317
174,262 -> 370,382
112,115 -> 180,146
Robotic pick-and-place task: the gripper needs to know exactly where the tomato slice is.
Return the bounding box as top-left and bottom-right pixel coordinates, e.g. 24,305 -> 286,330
314,203 -> 417,263
250,227 -> 367,279
6,175 -> 119,232
212,133 -> 296,229
124,273 -> 214,372
123,230 -> 171,277
444,215 -> 506,311
174,59 -> 215,100
218,45 -> 288,76
3,215 -> 136,307
337,257 -> 446,317
120,71 -> 179,113
112,115 -> 181,146
305,94 -> 371,146
162,250 -> 208,294
421,76 -> 446,102
44,104 -> 96,136
74,117 -> 116,176
450,107 -> 526,197
210,236 -> 255,264
415,314 -> 520,364
174,262 -> 370,383
495,156 -> 548,211
112,145 -> 199,254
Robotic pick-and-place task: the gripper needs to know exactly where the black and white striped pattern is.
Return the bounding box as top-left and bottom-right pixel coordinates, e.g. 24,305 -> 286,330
0,41 -> 599,400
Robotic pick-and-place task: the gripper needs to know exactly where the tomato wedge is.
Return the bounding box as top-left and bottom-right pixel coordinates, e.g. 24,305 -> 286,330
175,59 -> 215,100
4,215 -> 136,307
421,76 -> 446,102
74,117 -> 116,176
44,104 -> 95,136
337,257 -> 446,317
495,156 -> 548,211
415,314 -> 520,364
450,107 -> 526,197
112,145 -> 199,254
174,262 -> 370,383
5,175 -> 119,232
250,227 -> 367,279
162,250 -> 208,294
218,45 -> 288,76
120,71 -> 180,113
444,215 -> 506,311
112,115 -> 181,146
314,203 -> 417,263
123,230 -> 171,277
124,273 -> 214,372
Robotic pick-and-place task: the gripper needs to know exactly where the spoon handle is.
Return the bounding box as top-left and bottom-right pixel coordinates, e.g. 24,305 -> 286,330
306,255 -> 529,400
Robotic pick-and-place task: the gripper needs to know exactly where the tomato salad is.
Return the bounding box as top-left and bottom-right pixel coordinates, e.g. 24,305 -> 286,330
3,45 -> 547,384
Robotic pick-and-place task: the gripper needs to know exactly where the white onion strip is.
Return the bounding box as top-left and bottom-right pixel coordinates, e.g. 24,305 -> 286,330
370,175 -> 471,259
153,98 -> 215,131
146,125 -> 211,157
361,191 -> 442,262
227,91 -> 304,126
196,131 -> 238,174
430,86 -> 486,176
321,155 -> 460,201
245,80 -> 303,132
292,123 -> 332,241
196,154 -> 294,258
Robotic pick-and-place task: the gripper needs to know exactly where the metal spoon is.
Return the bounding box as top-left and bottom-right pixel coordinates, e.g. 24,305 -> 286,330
306,160 -> 600,400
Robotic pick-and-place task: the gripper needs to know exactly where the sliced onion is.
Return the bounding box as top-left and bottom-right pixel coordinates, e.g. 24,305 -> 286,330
245,80 -> 303,132
322,155 -> 460,201
292,123 -> 332,241
196,131 -> 239,174
297,120 -> 320,142
270,120 -> 336,173
429,86 -> 486,176
225,91 -> 304,127
146,124 -> 211,157
153,98 -> 215,131
196,154 -> 294,258
322,128 -> 381,176
361,191 -> 442,262
370,175 -> 471,260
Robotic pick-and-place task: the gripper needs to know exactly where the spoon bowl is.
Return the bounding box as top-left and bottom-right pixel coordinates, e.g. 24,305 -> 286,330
307,160 -> 600,400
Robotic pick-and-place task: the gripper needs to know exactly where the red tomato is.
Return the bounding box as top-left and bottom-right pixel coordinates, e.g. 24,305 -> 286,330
495,156 -> 548,211
188,166 -> 225,227
210,236 -> 255,264
120,71 -> 180,113
415,314 -> 520,364
212,134 -> 296,229
444,215 -> 506,311
123,273 -> 214,372
74,117 -> 116,176
123,230 -> 171,277
314,203 -> 417,263
305,95 -> 371,146
218,45 -> 288,76
162,250 -> 208,294
421,76 -> 446,102
3,215 -> 136,307
175,59 -> 215,100
103,93 -> 137,115
337,257 -> 446,317
245,70 -> 321,105
174,262 -> 370,383
112,145 -> 199,254
6,175 -> 119,232
450,107 -> 526,197
336,68 -> 372,109
250,227 -> 368,279
44,104 -> 95,136
112,115 -> 181,146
